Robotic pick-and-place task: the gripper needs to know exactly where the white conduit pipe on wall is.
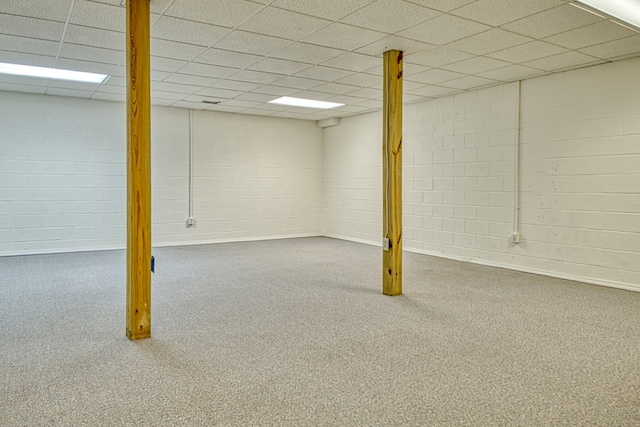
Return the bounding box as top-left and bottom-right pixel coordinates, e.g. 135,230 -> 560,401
512,80 -> 522,244
187,109 -> 194,227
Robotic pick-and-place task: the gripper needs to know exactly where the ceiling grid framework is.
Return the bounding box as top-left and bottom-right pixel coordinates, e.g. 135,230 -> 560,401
0,0 -> 638,120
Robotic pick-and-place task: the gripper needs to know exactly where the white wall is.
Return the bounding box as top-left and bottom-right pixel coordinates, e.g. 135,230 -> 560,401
0,93 -> 323,255
324,57 -> 640,291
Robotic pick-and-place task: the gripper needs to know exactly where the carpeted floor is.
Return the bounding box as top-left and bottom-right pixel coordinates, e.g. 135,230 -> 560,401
1,237 -> 639,426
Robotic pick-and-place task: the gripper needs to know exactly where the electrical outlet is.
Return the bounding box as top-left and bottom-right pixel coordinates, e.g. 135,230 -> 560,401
383,238 -> 390,251
511,232 -> 520,244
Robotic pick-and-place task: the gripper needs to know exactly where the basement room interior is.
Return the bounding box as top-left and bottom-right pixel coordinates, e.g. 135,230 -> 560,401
1,0 -> 640,425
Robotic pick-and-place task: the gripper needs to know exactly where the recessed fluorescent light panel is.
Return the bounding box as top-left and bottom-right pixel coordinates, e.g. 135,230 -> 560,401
574,0 -> 640,29
0,62 -> 109,84
268,96 -> 344,109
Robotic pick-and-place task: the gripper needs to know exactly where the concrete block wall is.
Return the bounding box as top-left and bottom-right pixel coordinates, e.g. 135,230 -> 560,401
0,92 -> 323,255
516,58 -> 640,288
323,57 -> 640,291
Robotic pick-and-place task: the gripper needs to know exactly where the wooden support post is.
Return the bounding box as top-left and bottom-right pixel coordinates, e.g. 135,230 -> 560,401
126,0 -> 152,340
382,50 -> 403,296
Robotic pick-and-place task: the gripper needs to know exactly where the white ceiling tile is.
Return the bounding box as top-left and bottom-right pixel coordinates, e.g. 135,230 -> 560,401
235,92 -> 277,102
227,70 -> 285,85
152,16 -> 230,47
271,0 -> 376,21
153,82 -> 201,95
320,52 -> 381,72
195,87 -> 245,99
347,87 -> 382,99
296,112 -> 335,120
442,56 -> 512,74
405,94 -> 429,103
446,29 -> 532,56
288,90 -> 333,100
501,4 -> 604,39
165,0 -> 264,28
340,0 -> 441,33
398,14 -> 490,45
240,7 -> 330,40
0,74 -> 50,87
91,92 -> 124,103
0,82 -> 47,94
405,68 -> 466,84
194,49 -> 262,69
330,104 -> 374,113
147,0 -> 175,14
363,65 -> 383,76
543,20 -> 638,50
151,56 -> 188,73
334,72 -> 379,87
70,1 -> 124,32
96,84 -> 125,95
450,0 -> 563,26
151,39 -> 207,62
179,62 -> 238,79
212,80 -> 263,92
294,66 -> 355,82
0,34 -> 58,56
163,74 -> 219,87
271,76 -> 324,90
272,110 -> 310,118
405,46 -> 473,67
152,99 -> 177,107
151,70 -> 172,81
103,76 -> 125,87
403,80 -> 427,91
524,51 -> 603,72
488,41 -> 567,63
408,85 -> 461,97
242,108 -> 278,116
47,87 -> 95,98
310,82 -> 362,95
56,58 -> 125,77
64,25 -> 124,51
182,94 -> 222,103
84,1 -> 122,7
251,85 -> 299,96
153,90 -> 187,100
355,36 -> 434,56
47,79 -> 102,91
322,94 -> 369,104
247,58 -> 310,75
302,23 -> 387,51
404,63 -> 430,77
476,65 -> 547,82
579,35 -> 640,60
207,104 -> 248,113
353,99 -> 381,108
403,0 -> 476,12
215,31 -> 291,56
172,100 -> 215,110
59,44 -> 125,65
0,0 -> 71,21
219,99 -> 262,109
271,43 -> 345,64
0,14 -> 64,41
0,51 -> 55,67
444,75 -> 498,89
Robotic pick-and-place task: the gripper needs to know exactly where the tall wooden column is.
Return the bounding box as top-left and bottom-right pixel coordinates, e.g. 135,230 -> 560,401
126,0 -> 152,340
382,50 -> 403,296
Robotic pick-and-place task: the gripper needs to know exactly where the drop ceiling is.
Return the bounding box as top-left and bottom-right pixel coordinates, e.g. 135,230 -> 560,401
0,0 -> 639,120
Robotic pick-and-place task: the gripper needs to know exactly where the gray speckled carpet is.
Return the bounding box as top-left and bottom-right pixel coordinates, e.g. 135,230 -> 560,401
1,237 -> 639,426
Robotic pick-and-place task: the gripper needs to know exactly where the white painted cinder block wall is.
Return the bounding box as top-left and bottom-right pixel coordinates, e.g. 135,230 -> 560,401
0,92 -> 323,255
324,57 -> 640,291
